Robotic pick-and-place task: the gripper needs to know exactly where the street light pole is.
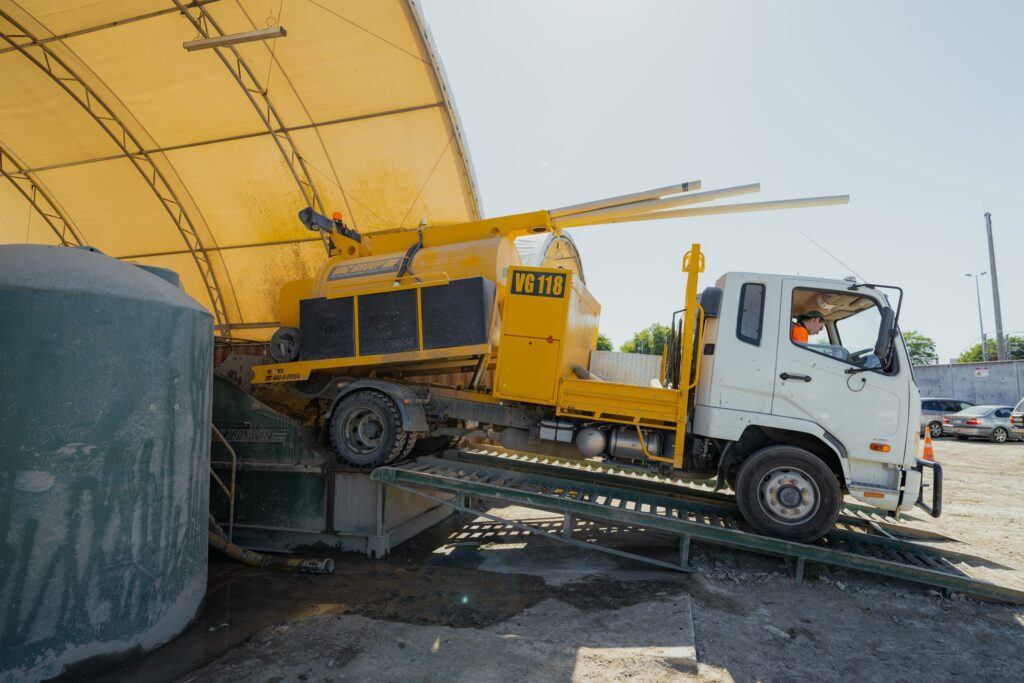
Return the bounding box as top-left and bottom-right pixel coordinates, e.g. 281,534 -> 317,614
984,213 -> 1007,360
965,272 -> 989,362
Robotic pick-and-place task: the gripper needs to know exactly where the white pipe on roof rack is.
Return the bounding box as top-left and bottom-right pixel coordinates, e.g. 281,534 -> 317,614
549,179 -> 702,218
553,183 -> 761,228
562,195 -> 851,227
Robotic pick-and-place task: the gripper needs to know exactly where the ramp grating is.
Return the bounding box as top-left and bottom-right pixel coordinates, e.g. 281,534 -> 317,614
372,451 -> 1024,603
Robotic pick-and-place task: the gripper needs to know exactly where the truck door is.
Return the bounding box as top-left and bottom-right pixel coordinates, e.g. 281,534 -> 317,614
771,280 -> 907,465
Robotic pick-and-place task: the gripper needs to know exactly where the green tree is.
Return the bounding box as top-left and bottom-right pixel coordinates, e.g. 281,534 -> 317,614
596,333 -> 613,351
903,330 -> 938,365
958,335 -> 1024,363
620,323 -> 672,355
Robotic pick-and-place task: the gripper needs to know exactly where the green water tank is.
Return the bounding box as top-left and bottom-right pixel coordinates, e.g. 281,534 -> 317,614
0,245 -> 213,681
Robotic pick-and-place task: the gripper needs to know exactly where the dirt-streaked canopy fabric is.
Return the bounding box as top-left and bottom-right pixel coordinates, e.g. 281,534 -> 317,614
0,0 -> 480,339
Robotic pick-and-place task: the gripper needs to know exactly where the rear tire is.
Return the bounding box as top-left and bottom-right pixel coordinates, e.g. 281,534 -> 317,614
990,427 -> 1009,444
928,422 -> 943,439
329,391 -> 413,468
735,445 -> 841,543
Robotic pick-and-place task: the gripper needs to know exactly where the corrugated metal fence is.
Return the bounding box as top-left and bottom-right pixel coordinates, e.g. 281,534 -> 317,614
913,360 -> 1024,406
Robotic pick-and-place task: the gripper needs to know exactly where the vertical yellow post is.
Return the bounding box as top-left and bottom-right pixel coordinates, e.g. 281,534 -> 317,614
673,243 -> 704,468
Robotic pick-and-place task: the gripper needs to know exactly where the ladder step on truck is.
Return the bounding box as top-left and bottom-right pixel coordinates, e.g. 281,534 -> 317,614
371,448 -> 1024,604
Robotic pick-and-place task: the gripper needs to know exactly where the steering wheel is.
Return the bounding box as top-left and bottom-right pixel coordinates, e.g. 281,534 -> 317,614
848,347 -> 873,363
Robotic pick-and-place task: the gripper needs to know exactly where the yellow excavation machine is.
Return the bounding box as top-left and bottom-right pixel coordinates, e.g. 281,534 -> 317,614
251,179 -> 938,544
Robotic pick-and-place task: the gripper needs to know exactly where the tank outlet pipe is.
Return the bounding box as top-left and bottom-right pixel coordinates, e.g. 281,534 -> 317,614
572,365 -> 605,381
208,518 -> 335,574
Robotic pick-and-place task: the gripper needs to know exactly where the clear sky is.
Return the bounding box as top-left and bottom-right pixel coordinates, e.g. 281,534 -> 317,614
419,0 -> 1023,362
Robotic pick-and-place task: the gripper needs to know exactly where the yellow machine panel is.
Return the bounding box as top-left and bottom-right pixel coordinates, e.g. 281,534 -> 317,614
494,266 -> 601,405
279,278 -> 313,329
558,274 -> 601,382
495,336 -> 561,403
503,269 -> 571,339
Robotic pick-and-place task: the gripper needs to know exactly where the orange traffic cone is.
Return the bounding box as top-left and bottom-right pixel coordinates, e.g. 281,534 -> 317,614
922,431 -> 935,461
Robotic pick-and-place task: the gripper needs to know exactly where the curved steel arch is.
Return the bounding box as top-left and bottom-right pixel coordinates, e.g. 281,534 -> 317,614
172,0 -> 331,253
0,142 -> 83,246
0,9 -> 231,334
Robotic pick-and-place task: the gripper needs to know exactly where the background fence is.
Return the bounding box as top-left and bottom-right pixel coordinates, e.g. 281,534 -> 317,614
912,360 -> 1024,406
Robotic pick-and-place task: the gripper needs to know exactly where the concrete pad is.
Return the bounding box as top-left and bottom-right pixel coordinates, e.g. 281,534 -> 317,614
185,595 -> 698,682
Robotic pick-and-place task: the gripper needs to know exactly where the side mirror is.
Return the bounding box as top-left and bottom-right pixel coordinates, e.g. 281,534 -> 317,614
874,306 -> 896,359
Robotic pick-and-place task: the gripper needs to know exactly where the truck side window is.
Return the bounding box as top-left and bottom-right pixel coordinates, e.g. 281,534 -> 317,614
791,287 -> 897,374
736,283 -> 765,345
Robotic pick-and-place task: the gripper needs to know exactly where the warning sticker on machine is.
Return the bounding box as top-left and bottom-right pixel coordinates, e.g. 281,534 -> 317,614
255,366 -> 308,383
328,257 -> 403,281
510,271 -> 567,298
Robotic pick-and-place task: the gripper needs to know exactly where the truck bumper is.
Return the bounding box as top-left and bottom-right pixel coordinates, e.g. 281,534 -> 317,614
913,459 -> 942,518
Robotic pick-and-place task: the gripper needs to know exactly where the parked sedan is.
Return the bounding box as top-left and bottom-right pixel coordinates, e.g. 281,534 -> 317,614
945,405 -> 1021,443
1011,398 -> 1024,440
921,398 -> 975,438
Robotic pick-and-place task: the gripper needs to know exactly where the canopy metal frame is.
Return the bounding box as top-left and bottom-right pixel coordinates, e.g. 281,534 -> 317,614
172,0 -> 332,254
0,8 -> 232,334
0,142 -> 83,246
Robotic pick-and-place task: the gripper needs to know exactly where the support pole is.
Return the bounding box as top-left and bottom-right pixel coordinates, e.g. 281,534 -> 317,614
794,557 -> 806,584
984,213 -> 1006,361
679,534 -> 692,569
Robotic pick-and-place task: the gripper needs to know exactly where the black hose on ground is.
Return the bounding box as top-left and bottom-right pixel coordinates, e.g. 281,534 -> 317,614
208,518 -> 335,575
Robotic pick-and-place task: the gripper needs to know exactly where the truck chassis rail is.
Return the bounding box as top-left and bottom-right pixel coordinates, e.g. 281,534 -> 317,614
372,449 -> 1024,604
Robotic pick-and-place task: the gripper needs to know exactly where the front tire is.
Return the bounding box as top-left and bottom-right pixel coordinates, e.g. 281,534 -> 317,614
735,445 -> 841,543
329,391 -> 414,468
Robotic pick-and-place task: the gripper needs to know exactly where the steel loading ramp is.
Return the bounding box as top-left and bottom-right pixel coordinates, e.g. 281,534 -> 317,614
372,448 -> 1024,604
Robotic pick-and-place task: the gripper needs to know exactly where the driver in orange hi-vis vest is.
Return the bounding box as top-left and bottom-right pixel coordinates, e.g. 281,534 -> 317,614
791,310 -> 825,344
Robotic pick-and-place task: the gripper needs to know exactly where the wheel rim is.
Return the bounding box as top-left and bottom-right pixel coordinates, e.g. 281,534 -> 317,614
930,423 -> 942,438
343,407 -> 385,455
757,467 -> 820,525
994,428 -> 1007,443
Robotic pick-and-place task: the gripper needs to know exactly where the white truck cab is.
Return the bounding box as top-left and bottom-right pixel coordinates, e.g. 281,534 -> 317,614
693,272 -> 929,537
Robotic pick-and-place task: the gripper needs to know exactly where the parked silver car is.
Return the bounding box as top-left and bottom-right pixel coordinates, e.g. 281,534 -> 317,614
920,397 -> 974,438
1011,398 -> 1024,440
945,405 -> 1021,443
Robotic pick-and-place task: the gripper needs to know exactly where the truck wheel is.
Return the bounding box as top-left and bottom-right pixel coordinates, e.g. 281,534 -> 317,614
990,427 -> 1009,444
329,391 -> 412,468
735,445 -> 841,543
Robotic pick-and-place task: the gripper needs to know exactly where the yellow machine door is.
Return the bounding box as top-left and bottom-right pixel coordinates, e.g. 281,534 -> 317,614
495,335 -> 561,403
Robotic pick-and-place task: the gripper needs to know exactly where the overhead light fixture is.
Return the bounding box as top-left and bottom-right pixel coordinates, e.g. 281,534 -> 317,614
183,26 -> 286,52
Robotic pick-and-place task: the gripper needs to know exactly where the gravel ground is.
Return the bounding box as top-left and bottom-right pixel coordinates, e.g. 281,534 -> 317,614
98,439 -> 1024,682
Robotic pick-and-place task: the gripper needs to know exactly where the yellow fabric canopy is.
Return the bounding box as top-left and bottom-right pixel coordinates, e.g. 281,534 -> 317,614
0,0 -> 480,338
